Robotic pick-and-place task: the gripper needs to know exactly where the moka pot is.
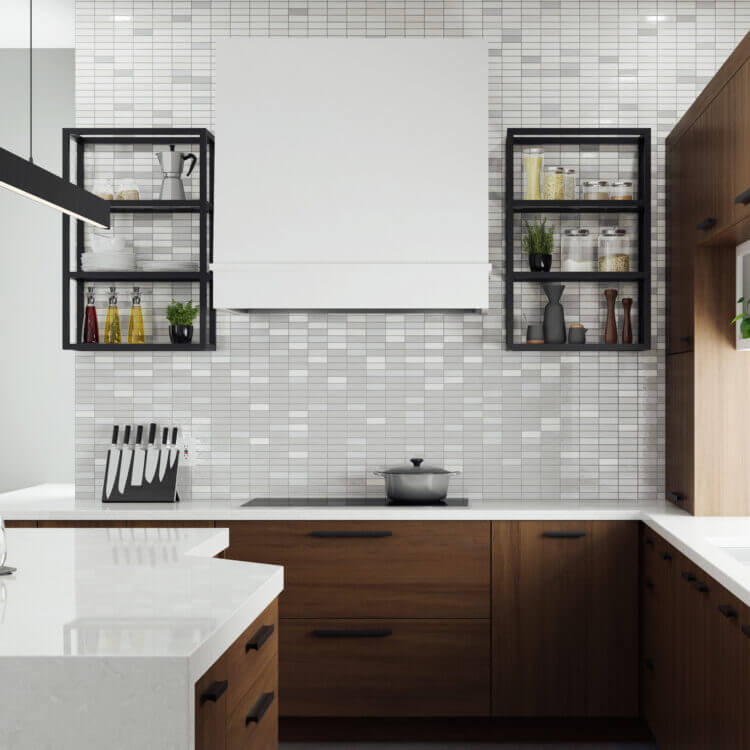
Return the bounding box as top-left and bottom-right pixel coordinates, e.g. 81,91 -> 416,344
156,145 -> 197,200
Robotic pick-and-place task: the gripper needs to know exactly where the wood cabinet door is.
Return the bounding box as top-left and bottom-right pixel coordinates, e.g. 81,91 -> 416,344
665,351 -> 694,511
492,521 -> 638,717
732,59 -> 750,225
703,84 -> 735,236
195,655 -> 228,750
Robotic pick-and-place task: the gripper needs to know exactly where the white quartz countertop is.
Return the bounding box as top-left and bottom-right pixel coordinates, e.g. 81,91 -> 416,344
3,484 -> 750,609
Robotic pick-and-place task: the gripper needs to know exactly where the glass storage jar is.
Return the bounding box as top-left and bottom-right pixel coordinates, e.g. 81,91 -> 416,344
542,166 -> 565,200
582,179 -> 611,200
563,168 -> 577,200
598,227 -> 633,271
610,180 -> 634,200
522,148 -> 544,200
561,228 -> 596,272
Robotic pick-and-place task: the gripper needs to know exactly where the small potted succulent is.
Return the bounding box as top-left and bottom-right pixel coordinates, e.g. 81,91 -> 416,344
522,217 -> 554,272
166,300 -> 199,344
731,296 -> 750,339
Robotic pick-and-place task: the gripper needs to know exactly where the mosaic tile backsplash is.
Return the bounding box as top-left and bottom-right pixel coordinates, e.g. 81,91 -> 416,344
74,1 -> 750,503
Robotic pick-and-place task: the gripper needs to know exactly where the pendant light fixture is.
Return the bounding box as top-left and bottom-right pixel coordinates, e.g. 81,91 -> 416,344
0,0 -> 110,228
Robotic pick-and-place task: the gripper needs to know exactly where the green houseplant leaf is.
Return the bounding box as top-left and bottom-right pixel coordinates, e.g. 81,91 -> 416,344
521,218 -> 554,255
166,300 -> 200,326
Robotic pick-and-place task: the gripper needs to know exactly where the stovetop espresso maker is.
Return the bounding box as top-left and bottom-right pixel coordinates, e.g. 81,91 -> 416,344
155,145 -> 197,200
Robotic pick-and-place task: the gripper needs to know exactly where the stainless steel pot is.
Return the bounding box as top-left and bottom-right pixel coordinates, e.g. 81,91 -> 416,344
373,458 -> 460,503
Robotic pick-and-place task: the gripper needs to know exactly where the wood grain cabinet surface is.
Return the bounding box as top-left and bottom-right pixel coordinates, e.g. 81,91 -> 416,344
491,521 -> 638,718
733,59 -> 750,225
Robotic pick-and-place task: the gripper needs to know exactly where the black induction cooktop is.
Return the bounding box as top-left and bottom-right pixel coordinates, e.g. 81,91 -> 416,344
242,497 -> 469,507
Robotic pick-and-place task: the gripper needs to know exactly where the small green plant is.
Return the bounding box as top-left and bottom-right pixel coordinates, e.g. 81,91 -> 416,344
731,297 -> 750,339
521,217 -> 554,255
166,300 -> 200,326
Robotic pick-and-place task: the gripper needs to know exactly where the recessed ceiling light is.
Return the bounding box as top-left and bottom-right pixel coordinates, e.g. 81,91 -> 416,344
645,15 -> 666,22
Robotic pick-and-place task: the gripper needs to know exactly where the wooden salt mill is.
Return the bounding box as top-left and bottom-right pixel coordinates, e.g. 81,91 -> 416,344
622,297 -> 633,344
604,288 -> 618,344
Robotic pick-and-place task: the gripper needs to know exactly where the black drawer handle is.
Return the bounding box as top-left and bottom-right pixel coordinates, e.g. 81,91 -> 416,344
679,336 -> 693,344
312,628 -> 392,639
734,187 -> 750,205
246,624 -> 275,653
200,680 -> 228,704
245,692 -> 274,725
644,658 -> 654,672
667,491 -> 685,502
308,531 -> 392,538
542,531 -> 585,539
645,579 -> 654,591
697,217 -> 716,231
645,537 -> 654,546
693,581 -> 710,594
663,552 -> 672,561
682,571 -> 696,582
718,605 -> 739,619
742,625 -> 750,638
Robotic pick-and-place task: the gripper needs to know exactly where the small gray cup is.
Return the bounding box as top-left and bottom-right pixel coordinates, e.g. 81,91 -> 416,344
568,325 -> 587,344
526,324 -> 544,343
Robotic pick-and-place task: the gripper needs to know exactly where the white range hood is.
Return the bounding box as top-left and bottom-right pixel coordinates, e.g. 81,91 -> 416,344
213,38 -> 490,310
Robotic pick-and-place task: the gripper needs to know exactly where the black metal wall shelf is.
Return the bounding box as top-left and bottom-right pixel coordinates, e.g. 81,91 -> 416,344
505,127 -> 651,351
62,127 -> 216,351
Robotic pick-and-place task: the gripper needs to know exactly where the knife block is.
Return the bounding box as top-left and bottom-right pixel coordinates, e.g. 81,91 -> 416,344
102,447 -> 180,503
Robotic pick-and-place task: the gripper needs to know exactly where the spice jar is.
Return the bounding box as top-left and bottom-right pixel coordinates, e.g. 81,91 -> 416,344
561,228 -> 596,272
116,179 -> 140,200
582,179 -> 611,200
598,228 -> 633,272
563,168 -> 577,200
610,180 -> 634,200
92,181 -> 114,201
522,148 -> 544,200
542,166 -> 565,200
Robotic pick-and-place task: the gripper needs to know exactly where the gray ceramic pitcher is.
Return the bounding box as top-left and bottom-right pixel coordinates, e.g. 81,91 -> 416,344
542,284 -> 566,344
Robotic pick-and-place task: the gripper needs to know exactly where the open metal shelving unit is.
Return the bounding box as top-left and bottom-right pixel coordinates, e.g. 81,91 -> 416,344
505,127 -> 651,352
62,127 -> 216,351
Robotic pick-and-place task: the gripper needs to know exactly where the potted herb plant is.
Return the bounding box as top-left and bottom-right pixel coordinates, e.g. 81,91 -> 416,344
522,217 -> 554,272
166,300 -> 199,344
731,296 -> 750,339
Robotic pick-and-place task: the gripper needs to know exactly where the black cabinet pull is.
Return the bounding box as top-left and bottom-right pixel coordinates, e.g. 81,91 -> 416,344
245,692 -> 274,725
693,581 -> 710,594
644,658 -> 654,672
308,531 -> 392,538
542,531 -> 585,539
697,217 -> 717,231
667,491 -> 685,502
734,187 -> 750,205
679,336 -> 693,344
682,571 -> 696,582
246,624 -> 275,653
662,552 -> 672,561
742,625 -> 750,638
718,605 -> 739,619
200,680 -> 228,704
312,628 -> 392,638
645,579 -> 654,591
645,537 -> 654,546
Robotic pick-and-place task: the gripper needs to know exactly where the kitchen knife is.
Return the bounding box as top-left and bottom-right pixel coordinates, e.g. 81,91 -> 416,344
144,423 -> 159,484
130,425 -> 146,487
118,425 -> 132,495
158,427 -> 169,482
104,425 -> 120,500
169,427 -> 179,468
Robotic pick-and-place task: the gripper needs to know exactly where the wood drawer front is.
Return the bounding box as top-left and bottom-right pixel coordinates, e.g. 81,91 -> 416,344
226,521 -> 491,618
226,600 -> 279,716
278,618 -> 490,717
227,658 -> 278,750
195,655 -> 228,750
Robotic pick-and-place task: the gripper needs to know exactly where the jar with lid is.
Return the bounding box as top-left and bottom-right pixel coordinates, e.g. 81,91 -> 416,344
582,179 -> 611,200
92,180 -> 114,201
598,228 -> 634,272
522,148 -> 544,200
561,228 -> 596,272
563,168 -> 577,200
116,179 -> 140,200
610,180 -> 634,200
542,166 -> 565,200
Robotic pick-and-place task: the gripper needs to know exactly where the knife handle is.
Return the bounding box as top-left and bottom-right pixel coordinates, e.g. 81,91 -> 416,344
148,423 -> 156,444
171,427 -> 179,445
162,427 -> 169,445
111,425 -> 119,444
123,425 -> 131,444
135,425 -> 144,444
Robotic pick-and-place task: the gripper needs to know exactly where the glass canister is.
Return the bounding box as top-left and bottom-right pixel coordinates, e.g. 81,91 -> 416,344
598,228 -> 633,271
542,166 -> 565,200
610,180 -> 635,200
522,147 -> 544,200
582,179 -> 611,200
561,228 -> 596,272
563,168 -> 577,200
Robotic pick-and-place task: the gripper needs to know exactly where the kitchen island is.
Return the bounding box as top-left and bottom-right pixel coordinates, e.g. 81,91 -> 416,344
0,526 -> 283,750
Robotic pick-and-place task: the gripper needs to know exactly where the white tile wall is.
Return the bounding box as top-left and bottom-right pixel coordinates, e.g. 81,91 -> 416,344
73,0 -> 750,503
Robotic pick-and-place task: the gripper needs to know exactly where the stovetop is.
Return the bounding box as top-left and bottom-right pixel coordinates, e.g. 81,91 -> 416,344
242,497 -> 469,507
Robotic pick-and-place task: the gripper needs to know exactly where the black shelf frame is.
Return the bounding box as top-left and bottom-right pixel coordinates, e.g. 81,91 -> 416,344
62,128 -> 216,351
504,127 -> 651,352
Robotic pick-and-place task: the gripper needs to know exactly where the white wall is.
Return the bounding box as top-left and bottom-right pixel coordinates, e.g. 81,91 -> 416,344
0,49 -> 75,491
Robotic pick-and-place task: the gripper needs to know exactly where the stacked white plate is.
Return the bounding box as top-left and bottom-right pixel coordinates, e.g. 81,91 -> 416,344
83,234 -> 136,271
138,260 -> 200,272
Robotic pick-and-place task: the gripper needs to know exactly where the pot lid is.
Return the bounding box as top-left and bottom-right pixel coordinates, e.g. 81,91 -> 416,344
380,458 -> 453,475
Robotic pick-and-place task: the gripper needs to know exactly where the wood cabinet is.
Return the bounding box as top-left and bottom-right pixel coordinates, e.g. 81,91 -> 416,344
491,521 -> 638,717
665,351 -> 694,512
195,599 -> 279,750
733,59 -> 750,225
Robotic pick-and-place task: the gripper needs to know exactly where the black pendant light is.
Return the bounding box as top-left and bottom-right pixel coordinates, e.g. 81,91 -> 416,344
0,0 -> 110,228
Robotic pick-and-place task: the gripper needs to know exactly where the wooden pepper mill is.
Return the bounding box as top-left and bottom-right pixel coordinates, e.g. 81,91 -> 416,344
622,297 -> 633,344
604,288 -> 618,344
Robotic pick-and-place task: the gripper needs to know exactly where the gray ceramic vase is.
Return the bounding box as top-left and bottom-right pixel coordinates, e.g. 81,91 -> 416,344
542,284 -> 566,344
